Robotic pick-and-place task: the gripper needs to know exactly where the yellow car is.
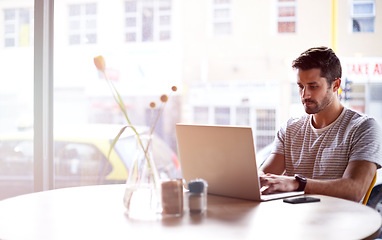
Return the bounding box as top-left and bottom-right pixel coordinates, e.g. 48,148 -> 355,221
0,124 -> 181,200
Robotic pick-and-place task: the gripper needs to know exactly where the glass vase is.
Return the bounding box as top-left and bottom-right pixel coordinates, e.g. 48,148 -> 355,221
123,134 -> 162,220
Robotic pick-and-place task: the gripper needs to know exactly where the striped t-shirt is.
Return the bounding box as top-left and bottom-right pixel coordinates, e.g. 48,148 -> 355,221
272,107 -> 382,179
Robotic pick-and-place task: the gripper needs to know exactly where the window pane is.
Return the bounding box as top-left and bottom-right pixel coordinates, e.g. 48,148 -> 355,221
5,24 -> 15,34
194,107 -> 209,123
256,109 -> 276,151
353,18 -> 374,32
214,22 -> 231,35
0,0 -> 34,200
69,5 -> 80,16
69,34 -> 81,44
160,31 -> 170,40
4,38 -> 15,47
160,15 -> 170,25
278,21 -> 295,33
236,107 -> 250,126
85,3 -> 96,15
214,9 -> 230,18
68,3 -> 97,45
256,135 -> 274,150
126,32 -> 136,41
159,0 -> 171,10
126,1 -> 137,12
55,0 -> 181,189
86,34 -> 97,43
215,107 -> 230,125
278,6 -> 295,17
69,20 -> 80,30
86,19 -> 96,29
353,3 -> 373,15
214,0 -> 230,4
19,9 -> 30,24
256,109 -> 276,131
126,17 -> 136,27
142,7 -> 153,41
370,84 -> 382,101
4,9 -> 15,20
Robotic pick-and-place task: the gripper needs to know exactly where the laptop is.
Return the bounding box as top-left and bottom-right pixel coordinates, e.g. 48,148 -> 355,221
175,123 -> 304,201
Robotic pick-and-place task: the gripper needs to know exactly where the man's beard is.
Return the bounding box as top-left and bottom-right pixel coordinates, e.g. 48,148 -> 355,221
302,90 -> 332,114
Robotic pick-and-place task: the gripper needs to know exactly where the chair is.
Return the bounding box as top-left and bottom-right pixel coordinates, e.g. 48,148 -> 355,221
362,171 -> 377,205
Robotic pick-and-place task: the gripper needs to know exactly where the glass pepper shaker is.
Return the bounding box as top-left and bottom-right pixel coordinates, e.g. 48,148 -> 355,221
188,179 -> 207,214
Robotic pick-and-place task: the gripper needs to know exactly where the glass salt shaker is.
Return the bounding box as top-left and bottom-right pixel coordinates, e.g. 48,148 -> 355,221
161,179 -> 184,216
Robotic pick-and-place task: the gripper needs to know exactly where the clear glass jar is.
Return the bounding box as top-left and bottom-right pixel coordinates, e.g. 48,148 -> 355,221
161,179 -> 184,216
188,179 -> 207,214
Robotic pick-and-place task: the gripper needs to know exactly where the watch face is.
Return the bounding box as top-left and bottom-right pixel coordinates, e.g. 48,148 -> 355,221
297,174 -> 307,182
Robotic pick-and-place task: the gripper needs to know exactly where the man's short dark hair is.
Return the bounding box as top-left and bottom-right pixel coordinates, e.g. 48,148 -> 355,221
292,46 -> 342,86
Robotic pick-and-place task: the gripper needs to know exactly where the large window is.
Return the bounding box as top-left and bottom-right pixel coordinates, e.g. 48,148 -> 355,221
0,0 -> 381,201
351,0 -> 375,33
0,1 -> 34,199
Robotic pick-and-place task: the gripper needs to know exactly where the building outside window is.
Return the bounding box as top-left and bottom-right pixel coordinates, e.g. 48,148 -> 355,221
191,104 -> 276,150
3,8 -> 33,47
236,107 -> 250,126
68,3 -> 97,45
256,109 -> 276,150
214,106 -> 230,125
351,0 -> 375,33
124,0 -> 172,42
212,0 -> 232,36
194,106 -> 209,124
276,0 -> 296,33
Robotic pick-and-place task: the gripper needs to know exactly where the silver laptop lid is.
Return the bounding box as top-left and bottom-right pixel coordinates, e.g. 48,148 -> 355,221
175,123 -> 262,201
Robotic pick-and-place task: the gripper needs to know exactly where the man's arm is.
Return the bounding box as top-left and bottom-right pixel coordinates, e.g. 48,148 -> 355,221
258,153 -> 285,176
304,160 -> 376,202
259,160 -> 377,202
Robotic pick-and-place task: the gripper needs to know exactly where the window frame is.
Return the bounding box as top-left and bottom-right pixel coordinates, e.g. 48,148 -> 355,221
276,0 -> 297,34
351,0 -> 375,33
34,0 -> 54,192
3,7 -> 34,47
211,0 -> 232,36
67,2 -> 97,45
124,0 -> 172,42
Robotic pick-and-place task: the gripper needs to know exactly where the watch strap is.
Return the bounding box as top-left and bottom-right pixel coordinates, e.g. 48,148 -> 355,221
294,174 -> 307,192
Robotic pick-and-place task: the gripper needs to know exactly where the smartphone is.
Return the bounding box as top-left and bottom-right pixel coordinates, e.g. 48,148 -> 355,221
283,196 -> 320,204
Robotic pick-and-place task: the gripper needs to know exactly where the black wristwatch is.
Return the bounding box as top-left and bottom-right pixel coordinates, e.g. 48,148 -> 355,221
294,174 -> 307,191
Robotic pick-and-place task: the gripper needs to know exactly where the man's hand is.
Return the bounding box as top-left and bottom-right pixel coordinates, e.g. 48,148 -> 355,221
259,173 -> 299,195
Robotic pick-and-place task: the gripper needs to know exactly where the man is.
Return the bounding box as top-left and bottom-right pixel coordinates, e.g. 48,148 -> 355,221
259,46 -> 382,202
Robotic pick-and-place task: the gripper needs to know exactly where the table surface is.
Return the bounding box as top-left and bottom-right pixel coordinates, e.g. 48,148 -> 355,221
0,184 -> 380,240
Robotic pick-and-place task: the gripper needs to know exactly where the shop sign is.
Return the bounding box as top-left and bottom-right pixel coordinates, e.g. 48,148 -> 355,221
341,57 -> 382,82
